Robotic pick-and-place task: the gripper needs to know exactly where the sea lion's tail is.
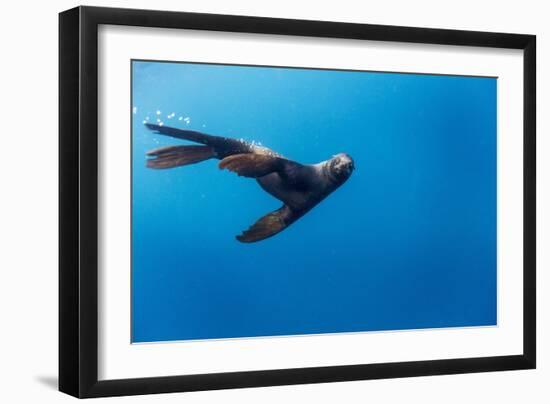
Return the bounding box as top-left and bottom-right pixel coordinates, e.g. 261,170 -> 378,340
146,145 -> 215,169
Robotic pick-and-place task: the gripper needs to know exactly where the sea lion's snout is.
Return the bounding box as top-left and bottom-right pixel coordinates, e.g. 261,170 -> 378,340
329,153 -> 355,183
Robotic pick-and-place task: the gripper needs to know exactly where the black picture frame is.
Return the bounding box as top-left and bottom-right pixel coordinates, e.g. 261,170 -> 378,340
59,6 -> 536,398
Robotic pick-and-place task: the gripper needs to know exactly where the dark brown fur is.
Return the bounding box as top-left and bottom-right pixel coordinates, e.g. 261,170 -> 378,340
145,124 -> 354,242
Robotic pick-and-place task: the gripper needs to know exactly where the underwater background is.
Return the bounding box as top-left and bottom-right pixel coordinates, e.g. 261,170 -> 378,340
131,60 -> 497,343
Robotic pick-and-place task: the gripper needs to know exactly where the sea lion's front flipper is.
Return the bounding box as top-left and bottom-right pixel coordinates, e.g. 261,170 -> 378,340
219,153 -> 286,178
237,205 -> 297,243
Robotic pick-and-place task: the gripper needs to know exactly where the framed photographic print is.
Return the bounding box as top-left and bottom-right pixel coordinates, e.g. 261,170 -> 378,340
59,6 -> 536,398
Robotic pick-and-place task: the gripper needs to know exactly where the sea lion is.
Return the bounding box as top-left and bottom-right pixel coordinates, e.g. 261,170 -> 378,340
145,123 -> 355,243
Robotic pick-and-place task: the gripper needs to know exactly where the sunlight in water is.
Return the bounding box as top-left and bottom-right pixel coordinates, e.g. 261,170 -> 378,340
131,60 -> 497,343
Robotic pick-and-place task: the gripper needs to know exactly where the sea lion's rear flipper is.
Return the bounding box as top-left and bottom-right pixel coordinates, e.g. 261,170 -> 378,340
146,145 -> 215,169
145,123 -> 220,145
237,205 -> 297,243
219,153 -> 286,178
145,124 -> 254,158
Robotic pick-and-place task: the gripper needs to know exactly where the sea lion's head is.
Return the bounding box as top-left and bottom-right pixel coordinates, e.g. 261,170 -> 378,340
326,153 -> 355,184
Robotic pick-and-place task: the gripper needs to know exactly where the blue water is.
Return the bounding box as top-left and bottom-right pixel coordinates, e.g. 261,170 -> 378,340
131,60 -> 497,343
